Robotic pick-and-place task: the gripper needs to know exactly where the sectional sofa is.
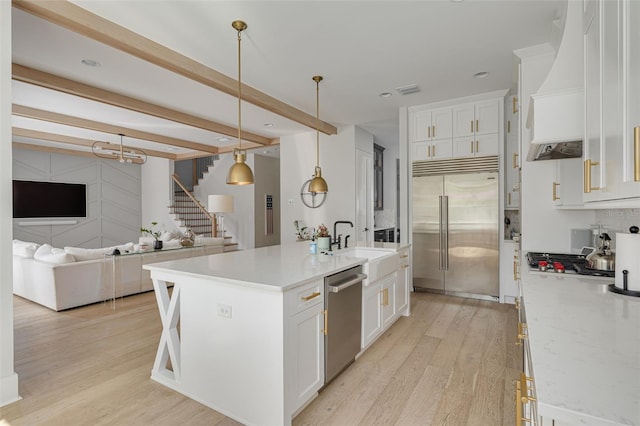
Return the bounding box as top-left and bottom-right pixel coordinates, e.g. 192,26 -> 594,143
12,238 -> 224,311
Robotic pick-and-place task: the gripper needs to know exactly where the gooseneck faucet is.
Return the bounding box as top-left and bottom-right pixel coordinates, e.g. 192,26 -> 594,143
332,221 -> 354,250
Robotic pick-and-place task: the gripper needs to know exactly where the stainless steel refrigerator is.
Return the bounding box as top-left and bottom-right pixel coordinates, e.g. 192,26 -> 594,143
412,172 -> 499,299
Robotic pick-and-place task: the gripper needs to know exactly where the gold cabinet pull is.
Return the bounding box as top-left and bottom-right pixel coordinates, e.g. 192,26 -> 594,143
401,254 -> 409,258
513,260 -> 518,281
428,125 -> 431,139
470,140 -> 474,153
301,291 -> 321,301
515,298 -> 521,310
552,182 -> 560,201
513,153 -> 518,169
520,372 -> 537,403
432,145 -> 436,157
401,264 -> 409,269
470,120 -> 474,133
584,159 -> 601,193
508,120 -> 511,134
513,96 -> 518,114
476,140 -> 479,153
516,381 -> 523,426
634,126 -> 639,182
428,145 -> 431,158
432,125 -> 436,138
381,288 -> 389,306
476,119 -> 479,132
322,309 -> 328,335
516,322 -> 527,346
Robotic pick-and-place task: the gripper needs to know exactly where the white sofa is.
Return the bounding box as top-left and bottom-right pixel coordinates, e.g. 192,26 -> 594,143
12,238 -> 225,311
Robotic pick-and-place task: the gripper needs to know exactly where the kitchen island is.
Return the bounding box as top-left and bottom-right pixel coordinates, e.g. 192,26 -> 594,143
521,271 -> 640,425
143,242 -> 408,426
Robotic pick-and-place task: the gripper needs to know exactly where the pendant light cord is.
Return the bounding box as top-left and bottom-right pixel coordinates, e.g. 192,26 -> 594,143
237,28 -> 242,150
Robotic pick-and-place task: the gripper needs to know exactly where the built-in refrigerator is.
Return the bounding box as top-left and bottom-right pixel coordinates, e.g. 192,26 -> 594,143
412,169 -> 499,300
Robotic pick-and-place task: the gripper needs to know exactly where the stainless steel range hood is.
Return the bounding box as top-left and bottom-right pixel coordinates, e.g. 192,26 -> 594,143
526,1 -> 584,162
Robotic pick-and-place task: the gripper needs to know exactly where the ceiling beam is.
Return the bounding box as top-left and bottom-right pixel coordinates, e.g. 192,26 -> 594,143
12,104 -> 220,154
13,141 -> 100,159
12,64 -> 274,146
12,0 -> 338,136
12,127 -> 181,160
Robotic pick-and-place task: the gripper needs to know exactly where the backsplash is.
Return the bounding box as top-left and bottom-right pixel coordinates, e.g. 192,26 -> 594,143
593,209 -> 640,249
374,208 -> 395,229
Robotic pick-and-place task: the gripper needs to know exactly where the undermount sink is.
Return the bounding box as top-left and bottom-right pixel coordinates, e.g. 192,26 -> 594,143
339,248 -> 398,284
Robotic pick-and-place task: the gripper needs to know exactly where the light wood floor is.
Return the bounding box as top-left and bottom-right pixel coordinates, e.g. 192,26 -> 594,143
2,291 -> 521,426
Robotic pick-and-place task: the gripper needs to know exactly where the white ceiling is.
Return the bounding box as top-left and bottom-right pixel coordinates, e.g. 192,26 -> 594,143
11,0 -> 563,157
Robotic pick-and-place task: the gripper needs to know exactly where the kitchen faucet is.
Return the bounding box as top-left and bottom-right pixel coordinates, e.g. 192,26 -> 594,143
332,221 -> 354,250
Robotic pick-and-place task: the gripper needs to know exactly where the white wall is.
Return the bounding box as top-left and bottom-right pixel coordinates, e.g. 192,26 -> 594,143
194,153 -> 255,249
517,45 -> 595,252
141,157 -> 180,237
0,0 -> 19,406
280,126 -> 357,244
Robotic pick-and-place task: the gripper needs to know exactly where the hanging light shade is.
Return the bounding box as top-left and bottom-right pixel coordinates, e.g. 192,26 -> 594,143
227,20 -> 254,185
308,75 -> 328,193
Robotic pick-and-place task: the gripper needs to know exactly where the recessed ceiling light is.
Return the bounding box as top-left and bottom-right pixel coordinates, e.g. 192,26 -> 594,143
81,59 -> 100,67
218,136 -> 231,143
263,123 -> 274,128
379,92 -> 392,98
474,71 -> 490,79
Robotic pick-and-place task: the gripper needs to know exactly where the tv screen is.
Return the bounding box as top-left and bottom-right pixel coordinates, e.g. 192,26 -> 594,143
13,180 -> 87,218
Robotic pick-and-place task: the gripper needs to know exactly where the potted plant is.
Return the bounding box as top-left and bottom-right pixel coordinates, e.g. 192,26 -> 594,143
140,221 -> 163,250
316,224 -> 331,251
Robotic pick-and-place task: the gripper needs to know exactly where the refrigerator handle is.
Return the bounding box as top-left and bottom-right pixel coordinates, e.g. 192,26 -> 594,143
443,195 -> 449,270
438,195 -> 444,270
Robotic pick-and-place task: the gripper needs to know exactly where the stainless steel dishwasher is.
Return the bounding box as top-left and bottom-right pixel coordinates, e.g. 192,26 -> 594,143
324,265 -> 366,385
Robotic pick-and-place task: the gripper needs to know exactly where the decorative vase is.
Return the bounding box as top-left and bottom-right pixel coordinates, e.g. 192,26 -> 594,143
180,228 -> 195,247
153,240 -> 163,250
317,236 -> 330,251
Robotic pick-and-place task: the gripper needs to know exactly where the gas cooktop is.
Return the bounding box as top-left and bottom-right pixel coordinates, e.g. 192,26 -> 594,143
526,252 -> 615,278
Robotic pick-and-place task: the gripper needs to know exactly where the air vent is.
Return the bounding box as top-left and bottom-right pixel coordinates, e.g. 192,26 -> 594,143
412,156 -> 499,176
396,84 -> 420,96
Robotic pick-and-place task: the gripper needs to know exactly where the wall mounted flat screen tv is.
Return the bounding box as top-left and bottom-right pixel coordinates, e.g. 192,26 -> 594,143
13,180 -> 87,218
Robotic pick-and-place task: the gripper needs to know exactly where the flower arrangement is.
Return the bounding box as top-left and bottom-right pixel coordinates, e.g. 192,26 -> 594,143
294,220 -> 312,241
140,221 -> 162,241
316,224 -> 330,238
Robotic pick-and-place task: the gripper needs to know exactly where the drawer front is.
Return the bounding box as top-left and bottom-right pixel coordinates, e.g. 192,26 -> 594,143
288,279 -> 324,315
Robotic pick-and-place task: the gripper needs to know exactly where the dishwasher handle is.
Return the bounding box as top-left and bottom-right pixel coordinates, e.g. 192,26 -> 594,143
327,273 -> 367,293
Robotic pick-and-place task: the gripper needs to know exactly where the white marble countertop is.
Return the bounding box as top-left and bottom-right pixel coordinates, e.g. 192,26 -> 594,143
143,242 -> 407,292
522,270 -> 640,425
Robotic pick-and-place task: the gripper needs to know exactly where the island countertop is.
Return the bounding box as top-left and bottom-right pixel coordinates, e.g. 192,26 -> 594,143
521,271 -> 640,425
143,242 -> 406,291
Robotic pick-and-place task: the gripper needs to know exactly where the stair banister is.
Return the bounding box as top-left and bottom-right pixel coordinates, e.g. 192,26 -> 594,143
170,173 -> 218,237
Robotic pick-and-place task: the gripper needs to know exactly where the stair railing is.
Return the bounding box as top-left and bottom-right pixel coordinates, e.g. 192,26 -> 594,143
170,173 -> 218,237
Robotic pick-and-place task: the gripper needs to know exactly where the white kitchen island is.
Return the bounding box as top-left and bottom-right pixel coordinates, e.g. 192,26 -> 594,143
143,242 -> 406,426
521,271 -> 640,426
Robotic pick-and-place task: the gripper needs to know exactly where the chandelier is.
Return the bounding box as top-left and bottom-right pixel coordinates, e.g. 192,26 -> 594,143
92,133 -> 147,164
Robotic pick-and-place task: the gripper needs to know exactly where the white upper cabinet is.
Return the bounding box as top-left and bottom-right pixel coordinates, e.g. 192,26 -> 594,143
452,100 -> 500,158
505,94 -> 520,209
410,108 -> 452,143
583,0 -> 640,203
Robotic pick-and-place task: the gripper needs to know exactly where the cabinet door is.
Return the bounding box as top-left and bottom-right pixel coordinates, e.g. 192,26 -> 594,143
431,108 -> 453,141
290,306 -> 324,410
431,139 -> 453,159
362,282 -> 382,349
475,100 -> 500,136
412,141 -> 431,161
411,110 -> 431,142
553,158 -> 584,207
474,133 -> 500,156
452,136 -> 476,158
395,255 -> 409,315
453,104 -> 475,137
381,274 -> 397,329
584,1 -> 603,200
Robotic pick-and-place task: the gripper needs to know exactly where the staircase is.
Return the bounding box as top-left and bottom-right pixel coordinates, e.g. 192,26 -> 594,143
169,171 -> 238,252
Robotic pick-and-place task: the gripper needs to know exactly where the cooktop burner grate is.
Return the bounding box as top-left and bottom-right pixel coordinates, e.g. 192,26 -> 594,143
526,252 -> 615,277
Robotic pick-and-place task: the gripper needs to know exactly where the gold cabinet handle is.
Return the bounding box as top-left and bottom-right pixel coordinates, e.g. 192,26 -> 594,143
301,291 -> 321,301
428,145 -> 431,158
432,125 -> 436,138
515,298 -> 521,310
584,159 -> 601,193
513,96 -> 518,114
476,119 -> 479,132
634,126 -> 639,182
513,153 -> 518,169
401,254 -> 409,258
428,125 -> 431,139
520,372 -> 537,403
552,181 -> 560,201
470,140 -> 474,154
476,140 -> 479,153
432,145 -> 436,157
401,264 -> 409,269
516,381 -> 523,426
508,120 -> 511,134
470,120 -> 474,133
322,309 -> 328,335
516,322 -> 527,346
513,260 -> 518,281
381,288 -> 389,306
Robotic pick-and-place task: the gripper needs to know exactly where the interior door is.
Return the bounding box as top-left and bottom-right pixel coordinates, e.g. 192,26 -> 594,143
411,175 -> 444,291
356,149 -> 373,243
443,173 -> 499,297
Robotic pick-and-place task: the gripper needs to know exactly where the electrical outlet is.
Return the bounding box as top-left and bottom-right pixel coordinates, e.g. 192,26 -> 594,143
217,303 -> 232,318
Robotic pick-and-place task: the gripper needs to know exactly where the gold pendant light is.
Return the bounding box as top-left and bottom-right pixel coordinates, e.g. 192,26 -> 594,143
227,20 -> 254,185
308,75 -> 328,193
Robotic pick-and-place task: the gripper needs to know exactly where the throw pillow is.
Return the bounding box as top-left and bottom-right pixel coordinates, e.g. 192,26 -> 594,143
34,244 -> 76,264
64,246 -> 112,261
12,240 -> 41,258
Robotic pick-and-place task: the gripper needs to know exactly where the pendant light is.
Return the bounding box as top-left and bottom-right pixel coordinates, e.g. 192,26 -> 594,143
227,20 -> 254,185
308,75 -> 328,193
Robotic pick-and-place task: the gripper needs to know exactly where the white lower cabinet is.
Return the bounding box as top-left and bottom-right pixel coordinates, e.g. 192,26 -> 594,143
395,248 -> 410,315
362,280 -> 383,349
285,280 -> 325,415
380,273 -> 396,329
